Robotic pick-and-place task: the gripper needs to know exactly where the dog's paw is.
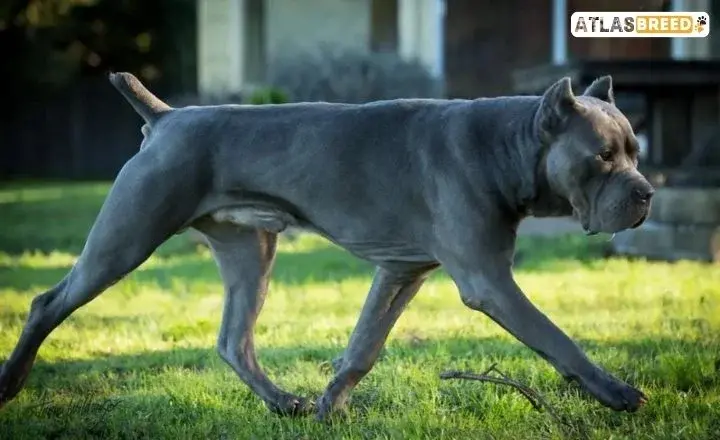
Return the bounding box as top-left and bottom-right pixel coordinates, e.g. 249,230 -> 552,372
0,364 -> 18,410
266,393 -> 314,417
580,368 -> 647,412
0,362 -> 27,410
314,393 -> 349,423
0,363 -> 5,409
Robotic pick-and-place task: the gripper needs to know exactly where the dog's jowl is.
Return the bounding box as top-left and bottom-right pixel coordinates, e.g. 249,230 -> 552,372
0,72 -> 653,419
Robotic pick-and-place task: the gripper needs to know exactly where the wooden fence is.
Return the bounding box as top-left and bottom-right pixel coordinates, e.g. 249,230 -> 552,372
1,77 -> 147,180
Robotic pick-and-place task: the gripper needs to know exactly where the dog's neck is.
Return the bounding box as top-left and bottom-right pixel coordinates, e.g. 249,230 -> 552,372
469,97 -> 574,220
523,153 -> 575,218
519,114 -> 575,220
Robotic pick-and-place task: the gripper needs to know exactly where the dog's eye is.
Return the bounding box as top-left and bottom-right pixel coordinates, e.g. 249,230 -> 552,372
599,150 -> 613,162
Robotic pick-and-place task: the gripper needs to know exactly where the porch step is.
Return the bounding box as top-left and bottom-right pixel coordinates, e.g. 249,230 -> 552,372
612,221 -> 720,262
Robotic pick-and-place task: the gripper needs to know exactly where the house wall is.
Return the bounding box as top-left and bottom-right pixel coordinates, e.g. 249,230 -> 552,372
265,0 -> 371,62
567,0 -> 670,60
444,0 -> 552,98
197,0 -> 245,94
442,0 -> 675,98
371,0 -> 398,52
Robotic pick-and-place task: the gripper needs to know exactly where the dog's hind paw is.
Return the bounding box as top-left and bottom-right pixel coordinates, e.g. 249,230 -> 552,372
266,393 -> 315,417
314,393 -> 349,423
0,363 -> 22,410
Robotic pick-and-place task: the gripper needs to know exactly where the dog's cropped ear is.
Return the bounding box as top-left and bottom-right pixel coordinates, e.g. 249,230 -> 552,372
536,77 -> 578,138
582,75 -> 614,105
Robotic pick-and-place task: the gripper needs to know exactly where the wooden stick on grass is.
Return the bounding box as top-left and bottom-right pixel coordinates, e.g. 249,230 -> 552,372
439,363 -> 568,428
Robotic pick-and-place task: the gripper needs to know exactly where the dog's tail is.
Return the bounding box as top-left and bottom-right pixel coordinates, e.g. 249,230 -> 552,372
108,72 -> 172,125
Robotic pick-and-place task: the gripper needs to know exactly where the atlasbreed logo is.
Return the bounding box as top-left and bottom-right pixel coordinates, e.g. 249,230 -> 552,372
571,12 -> 709,38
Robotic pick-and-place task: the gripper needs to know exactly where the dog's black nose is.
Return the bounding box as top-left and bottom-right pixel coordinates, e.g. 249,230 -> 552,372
633,187 -> 654,202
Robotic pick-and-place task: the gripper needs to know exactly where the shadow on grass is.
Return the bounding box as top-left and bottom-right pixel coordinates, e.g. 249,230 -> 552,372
0,184 -> 110,256
9,335 -> 718,396
1,334 -> 718,439
0,184 -> 197,257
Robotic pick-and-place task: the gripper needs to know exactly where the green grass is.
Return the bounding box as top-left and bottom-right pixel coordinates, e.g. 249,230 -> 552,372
0,181 -> 719,440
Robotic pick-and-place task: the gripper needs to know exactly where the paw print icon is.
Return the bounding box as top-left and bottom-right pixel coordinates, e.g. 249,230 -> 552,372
695,15 -> 708,33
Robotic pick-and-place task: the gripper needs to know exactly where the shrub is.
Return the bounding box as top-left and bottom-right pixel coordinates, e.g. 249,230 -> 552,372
267,47 -> 442,103
247,87 -> 289,105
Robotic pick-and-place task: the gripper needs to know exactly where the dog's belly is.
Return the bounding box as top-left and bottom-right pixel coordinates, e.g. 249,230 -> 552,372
201,205 -> 433,265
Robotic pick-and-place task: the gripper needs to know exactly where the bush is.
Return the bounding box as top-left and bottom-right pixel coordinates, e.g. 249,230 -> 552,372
268,47 -> 442,103
247,87 -> 289,105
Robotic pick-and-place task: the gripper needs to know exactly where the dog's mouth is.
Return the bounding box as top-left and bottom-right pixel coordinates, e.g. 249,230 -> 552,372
581,212 -> 646,236
574,209 -> 597,236
572,206 -> 598,236
631,212 -> 648,229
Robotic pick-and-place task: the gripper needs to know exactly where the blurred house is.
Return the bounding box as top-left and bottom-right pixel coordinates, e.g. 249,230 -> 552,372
197,0 -> 441,95
196,0 -> 715,100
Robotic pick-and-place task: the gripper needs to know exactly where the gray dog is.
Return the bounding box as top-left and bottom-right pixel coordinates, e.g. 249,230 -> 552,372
0,72 -> 653,419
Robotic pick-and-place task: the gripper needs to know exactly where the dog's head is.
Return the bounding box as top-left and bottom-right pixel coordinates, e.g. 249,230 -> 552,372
535,76 -> 654,234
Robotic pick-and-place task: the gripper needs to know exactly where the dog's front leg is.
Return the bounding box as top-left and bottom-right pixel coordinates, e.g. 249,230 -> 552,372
445,256 -> 647,412
316,263 -> 438,421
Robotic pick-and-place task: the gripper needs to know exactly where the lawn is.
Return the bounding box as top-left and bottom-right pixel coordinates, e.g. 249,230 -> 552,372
0,182 -> 719,440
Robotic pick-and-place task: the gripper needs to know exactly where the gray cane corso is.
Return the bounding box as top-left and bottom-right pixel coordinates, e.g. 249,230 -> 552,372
0,72 -> 653,419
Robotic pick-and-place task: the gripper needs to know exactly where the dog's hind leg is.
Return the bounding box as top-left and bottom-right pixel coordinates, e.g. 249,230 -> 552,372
0,152 -> 202,409
201,222 -> 313,416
